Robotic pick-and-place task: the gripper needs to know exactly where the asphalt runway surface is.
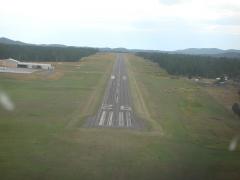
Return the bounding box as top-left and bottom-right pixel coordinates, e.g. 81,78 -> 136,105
85,54 -> 143,129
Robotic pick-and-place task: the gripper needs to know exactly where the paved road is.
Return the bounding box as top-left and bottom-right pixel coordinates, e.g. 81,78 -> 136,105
85,54 -> 143,129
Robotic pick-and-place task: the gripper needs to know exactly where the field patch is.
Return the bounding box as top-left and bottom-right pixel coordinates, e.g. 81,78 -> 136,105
1,53 -> 240,180
127,54 -> 240,147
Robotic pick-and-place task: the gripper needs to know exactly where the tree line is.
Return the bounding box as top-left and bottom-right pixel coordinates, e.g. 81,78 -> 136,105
0,43 -> 98,62
137,52 -> 240,79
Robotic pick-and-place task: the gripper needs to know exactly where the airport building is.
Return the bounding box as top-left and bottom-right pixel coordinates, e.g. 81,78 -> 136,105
0,58 -> 53,70
0,58 -> 19,68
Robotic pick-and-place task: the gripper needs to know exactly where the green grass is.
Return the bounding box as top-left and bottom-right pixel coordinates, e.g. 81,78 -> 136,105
127,54 -> 240,145
0,53 -> 115,179
0,53 -> 240,180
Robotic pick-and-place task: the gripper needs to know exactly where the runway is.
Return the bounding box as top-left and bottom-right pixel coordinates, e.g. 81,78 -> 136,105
85,54 -> 143,129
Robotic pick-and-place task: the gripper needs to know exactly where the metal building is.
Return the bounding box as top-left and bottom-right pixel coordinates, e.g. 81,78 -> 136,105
0,58 -> 19,68
0,58 -> 53,70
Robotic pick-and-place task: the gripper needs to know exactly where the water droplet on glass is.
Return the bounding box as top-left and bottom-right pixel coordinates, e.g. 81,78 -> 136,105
0,91 -> 15,111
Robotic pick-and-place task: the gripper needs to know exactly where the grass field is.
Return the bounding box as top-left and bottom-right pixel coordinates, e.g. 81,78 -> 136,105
0,53 -> 240,180
126,54 -> 240,178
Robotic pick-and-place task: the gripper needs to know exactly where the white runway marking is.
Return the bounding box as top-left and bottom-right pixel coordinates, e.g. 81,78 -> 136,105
85,54 -> 142,129
111,75 -> 115,79
102,104 -> 113,110
120,105 -> 132,111
119,112 -> 124,127
126,111 -> 131,127
99,111 -> 106,126
107,111 -> 113,126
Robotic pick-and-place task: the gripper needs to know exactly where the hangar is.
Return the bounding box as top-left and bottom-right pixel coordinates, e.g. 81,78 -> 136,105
0,58 -> 53,70
17,62 -> 53,70
0,58 -> 19,68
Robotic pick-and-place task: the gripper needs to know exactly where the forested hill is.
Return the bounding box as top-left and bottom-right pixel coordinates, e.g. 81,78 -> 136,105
137,52 -> 240,79
0,43 -> 98,62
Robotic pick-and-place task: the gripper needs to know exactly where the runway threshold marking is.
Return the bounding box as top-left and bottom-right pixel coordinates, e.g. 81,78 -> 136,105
99,111 -> 106,126
126,111 -> 131,127
107,111 -> 113,126
119,112 -> 124,127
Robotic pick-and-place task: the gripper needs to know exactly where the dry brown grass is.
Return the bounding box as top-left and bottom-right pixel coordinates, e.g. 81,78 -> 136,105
0,61 -> 83,81
203,83 -> 240,113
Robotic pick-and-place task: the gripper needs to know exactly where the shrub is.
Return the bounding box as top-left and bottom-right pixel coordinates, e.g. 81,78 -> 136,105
232,103 -> 240,117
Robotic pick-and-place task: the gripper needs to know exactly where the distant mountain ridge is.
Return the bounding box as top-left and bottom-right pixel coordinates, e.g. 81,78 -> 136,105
171,48 -> 240,58
0,37 -> 28,46
173,48 -> 240,54
0,37 -> 67,47
1,37 -> 240,58
40,44 -> 67,47
174,48 -> 224,55
99,47 -> 240,58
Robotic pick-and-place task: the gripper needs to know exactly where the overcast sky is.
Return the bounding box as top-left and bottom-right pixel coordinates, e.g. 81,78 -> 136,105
0,0 -> 240,50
